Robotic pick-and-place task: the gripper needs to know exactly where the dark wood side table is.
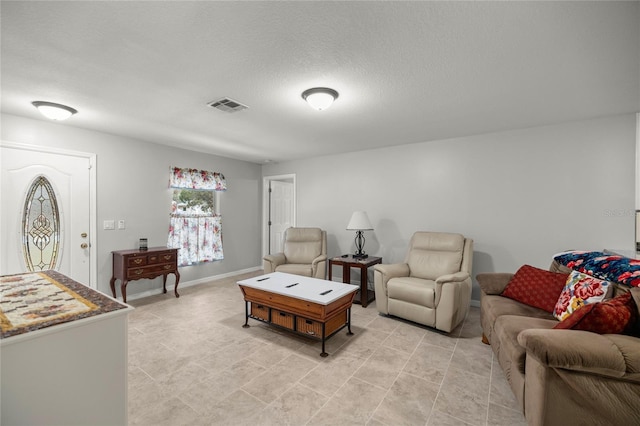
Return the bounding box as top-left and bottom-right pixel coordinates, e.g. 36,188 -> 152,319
110,247 -> 180,303
328,255 -> 382,308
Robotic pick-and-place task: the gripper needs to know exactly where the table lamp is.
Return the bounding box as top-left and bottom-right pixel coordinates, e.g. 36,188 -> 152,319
347,211 -> 373,259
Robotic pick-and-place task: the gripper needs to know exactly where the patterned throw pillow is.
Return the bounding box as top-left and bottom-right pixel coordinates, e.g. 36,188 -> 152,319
553,270 -> 613,321
553,250 -> 640,288
553,292 -> 636,334
501,265 -> 568,313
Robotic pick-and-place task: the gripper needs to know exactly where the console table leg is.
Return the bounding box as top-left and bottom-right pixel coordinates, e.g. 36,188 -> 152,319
174,270 -> 181,298
120,280 -> 128,304
109,277 -> 117,298
242,301 -> 250,328
347,308 -> 354,335
162,275 -> 168,294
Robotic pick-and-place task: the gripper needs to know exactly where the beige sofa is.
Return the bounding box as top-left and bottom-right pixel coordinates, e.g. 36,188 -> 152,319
477,262 -> 640,426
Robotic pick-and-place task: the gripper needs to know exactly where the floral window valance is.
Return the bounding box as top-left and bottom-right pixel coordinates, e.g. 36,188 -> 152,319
169,166 -> 227,191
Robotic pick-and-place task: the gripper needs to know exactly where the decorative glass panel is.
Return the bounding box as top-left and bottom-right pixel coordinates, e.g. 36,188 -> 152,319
22,176 -> 61,271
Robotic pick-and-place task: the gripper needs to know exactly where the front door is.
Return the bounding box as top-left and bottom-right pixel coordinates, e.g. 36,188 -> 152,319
0,143 -> 95,286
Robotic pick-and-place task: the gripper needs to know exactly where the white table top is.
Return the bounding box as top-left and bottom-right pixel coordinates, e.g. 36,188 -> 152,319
237,272 -> 358,305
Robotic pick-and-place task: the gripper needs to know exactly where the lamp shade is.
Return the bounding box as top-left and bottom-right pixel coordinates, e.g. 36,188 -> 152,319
346,211 -> 373,231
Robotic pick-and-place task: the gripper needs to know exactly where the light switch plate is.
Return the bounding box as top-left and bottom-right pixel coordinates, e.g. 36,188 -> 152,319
118,220 -> 126,230
103,220 -> 115,230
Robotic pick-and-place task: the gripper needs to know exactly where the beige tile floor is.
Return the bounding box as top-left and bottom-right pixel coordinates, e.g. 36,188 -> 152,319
127,271 -> 527,426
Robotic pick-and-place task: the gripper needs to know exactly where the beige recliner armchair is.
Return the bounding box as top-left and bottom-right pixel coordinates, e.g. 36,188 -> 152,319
374,232 -> 473,333
263,227 -> 327,279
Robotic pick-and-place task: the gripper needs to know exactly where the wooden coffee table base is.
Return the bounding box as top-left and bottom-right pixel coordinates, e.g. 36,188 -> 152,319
239,286 -> 355,357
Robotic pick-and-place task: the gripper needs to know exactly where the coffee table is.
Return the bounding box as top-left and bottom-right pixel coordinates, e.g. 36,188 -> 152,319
237,272 -> 359,357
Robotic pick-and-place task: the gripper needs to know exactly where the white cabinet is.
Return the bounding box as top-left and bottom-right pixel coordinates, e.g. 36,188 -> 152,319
1,273 -> 133,425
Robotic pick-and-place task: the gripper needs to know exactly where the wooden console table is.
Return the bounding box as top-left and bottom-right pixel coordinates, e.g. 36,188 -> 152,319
328,255 -> 382,307
110,247 -> 180,303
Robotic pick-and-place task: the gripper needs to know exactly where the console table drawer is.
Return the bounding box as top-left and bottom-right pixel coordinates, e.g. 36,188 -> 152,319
128,263 -> 175,277
127,256 -> 148,267
148,252 -> 176,264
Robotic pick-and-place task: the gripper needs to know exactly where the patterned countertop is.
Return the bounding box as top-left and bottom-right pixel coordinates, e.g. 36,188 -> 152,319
0,270 -> 129,339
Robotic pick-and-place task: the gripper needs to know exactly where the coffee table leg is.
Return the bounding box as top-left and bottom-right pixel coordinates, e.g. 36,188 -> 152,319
347,308 -> 354,335
320,322 -> 328,357
242,301 -> 250,328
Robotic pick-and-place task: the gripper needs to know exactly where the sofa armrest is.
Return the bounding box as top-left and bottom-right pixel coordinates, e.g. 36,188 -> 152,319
476,272 -> 513,295
263,253 -> 286,273
374,263 -> 410,284
373,263 -> 410,314
311,254 -> 328,278
311,254 -> 327,267
436,271 -> 470,284
517,329 -> 628,378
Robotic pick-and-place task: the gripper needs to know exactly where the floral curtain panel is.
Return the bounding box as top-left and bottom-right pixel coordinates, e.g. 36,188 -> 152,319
168,166 -> 226,267
168,215 -> 223,266
169,166 -> 227,191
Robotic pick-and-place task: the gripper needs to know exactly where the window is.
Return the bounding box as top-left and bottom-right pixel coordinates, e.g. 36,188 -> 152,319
172,189 -> 215,215
167,167 -> 226,266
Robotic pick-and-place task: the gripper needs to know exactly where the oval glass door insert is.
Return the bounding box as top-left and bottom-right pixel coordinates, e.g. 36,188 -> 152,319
22,175 -> 61,271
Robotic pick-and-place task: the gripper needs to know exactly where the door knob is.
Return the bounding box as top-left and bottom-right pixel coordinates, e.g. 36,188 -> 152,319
80,243 -> 89,249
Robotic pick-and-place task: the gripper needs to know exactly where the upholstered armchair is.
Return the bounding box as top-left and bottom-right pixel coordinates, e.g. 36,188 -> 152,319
263,227 -> 327,279
373,232 -> 473,333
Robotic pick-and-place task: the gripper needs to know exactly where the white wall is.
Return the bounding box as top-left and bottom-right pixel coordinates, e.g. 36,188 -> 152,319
1,113 -> 263,298
263,114 -> 637,301
3,113 -> 635,302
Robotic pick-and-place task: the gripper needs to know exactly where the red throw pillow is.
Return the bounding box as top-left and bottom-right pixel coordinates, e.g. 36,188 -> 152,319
554,292 -> 635,334
501,265 -> 569,313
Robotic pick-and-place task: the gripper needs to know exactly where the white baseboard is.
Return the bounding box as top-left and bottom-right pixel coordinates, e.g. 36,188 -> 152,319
470,299 -> 480,308
123,265 -> 262,302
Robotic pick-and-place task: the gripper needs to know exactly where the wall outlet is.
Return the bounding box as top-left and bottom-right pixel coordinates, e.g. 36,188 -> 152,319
103,220 -> 115,230
118,220 -> 126,230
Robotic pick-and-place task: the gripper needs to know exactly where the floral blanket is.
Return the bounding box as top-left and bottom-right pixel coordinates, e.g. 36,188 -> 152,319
553,251 -> 640,288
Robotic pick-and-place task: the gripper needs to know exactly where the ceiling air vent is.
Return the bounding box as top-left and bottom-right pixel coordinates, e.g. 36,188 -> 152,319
207,97 -> 248,113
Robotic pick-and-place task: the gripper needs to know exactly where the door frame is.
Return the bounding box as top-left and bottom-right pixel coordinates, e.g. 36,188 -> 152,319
0,140 -> 98,288
262,174 -> 296,258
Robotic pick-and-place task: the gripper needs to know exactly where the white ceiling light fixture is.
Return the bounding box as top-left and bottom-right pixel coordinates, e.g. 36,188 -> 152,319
301,87 -> 339,111
32,101 -> 78,121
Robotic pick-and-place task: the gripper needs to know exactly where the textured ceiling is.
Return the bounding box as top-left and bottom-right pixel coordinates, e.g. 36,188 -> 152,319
1,1 -> 639,164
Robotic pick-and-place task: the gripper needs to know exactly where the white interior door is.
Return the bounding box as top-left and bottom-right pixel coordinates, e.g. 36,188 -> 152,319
0,143 -> 95,286
269,180 -> 294,254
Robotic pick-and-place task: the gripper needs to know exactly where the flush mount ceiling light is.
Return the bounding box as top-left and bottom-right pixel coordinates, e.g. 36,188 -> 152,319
301,87 -> 339,111
32,101 -> 78,121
